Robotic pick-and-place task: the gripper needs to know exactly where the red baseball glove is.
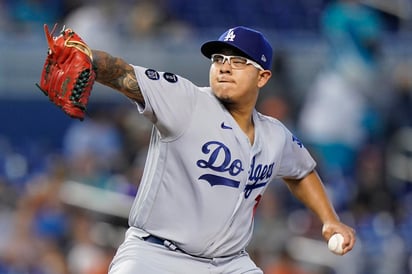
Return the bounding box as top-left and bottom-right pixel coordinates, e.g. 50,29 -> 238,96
36,24 -> 96,120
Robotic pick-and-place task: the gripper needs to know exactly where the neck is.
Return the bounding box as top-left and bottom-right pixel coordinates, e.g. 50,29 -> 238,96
228,107 -> 255,145
217,94 -> 257,144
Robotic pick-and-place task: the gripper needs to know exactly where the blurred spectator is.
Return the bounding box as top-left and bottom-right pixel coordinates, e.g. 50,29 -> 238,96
126,0 -> 169,37
298,69 -> 368,177
257,49 -> 297,127
63,0 -> 125,51
127,0 -> 193,44
384,62 -> 412,193
321,0 -> 383,88
66,212 -> 111,274
353,144 -> 392,213
297,0 -> 386,211
385,61 -> 412,136
258,95 -> 292,127
62,105 -> 125,188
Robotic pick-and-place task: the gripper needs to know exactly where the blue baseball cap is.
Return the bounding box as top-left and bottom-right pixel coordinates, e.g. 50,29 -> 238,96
201,26 -> 273,70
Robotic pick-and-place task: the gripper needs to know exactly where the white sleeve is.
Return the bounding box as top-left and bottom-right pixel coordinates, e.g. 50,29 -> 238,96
133,66 -> 199,139
277,126 -> 316,179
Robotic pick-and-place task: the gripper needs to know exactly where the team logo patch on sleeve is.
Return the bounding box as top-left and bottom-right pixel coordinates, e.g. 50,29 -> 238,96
145,69 -> 160,80
163,72 -> 178,83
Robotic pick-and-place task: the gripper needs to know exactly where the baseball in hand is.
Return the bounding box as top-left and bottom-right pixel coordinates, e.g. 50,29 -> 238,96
328,233 -> 344,255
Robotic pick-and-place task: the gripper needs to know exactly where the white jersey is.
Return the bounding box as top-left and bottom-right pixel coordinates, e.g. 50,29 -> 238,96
128,66 -> 316,258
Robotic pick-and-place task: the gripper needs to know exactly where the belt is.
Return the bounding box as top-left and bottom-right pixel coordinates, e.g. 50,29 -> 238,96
143,234 -> 242,259
143,234 -> 182,252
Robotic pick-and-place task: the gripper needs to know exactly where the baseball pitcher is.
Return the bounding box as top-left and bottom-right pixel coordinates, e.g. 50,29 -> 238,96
37,25 -> 356,273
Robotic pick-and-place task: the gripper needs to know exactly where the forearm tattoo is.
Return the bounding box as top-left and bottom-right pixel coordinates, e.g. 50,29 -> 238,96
92,50 -> 144,104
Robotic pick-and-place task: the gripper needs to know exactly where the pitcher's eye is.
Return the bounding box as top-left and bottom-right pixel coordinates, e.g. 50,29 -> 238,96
231,57 -> 247,65
211,54 -> 225,64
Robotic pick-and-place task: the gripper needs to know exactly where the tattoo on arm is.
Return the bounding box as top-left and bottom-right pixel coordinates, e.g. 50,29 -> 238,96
92,50 -> 144,105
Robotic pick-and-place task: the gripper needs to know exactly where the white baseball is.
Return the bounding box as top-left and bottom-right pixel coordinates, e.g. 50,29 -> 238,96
328,233 -> 344,255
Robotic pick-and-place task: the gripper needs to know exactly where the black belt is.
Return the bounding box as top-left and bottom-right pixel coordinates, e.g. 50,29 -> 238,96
143,235 -> 182,252
143,234 -> 244,259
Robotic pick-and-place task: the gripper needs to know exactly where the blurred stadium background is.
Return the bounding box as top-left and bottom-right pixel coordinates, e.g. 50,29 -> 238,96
1,0 -> 412,273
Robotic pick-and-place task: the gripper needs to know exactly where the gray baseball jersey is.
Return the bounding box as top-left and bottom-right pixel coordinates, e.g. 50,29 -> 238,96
127,66 -> 316,259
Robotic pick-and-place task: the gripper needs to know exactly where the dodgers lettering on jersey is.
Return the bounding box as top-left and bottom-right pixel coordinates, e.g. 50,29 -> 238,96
196,141 -> 274,198
127,66 -> 316,258
245,156 -> 274,198
197,141 -> 243,188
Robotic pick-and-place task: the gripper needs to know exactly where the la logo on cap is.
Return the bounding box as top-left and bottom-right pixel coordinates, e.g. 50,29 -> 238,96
223,29 -> 236,41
